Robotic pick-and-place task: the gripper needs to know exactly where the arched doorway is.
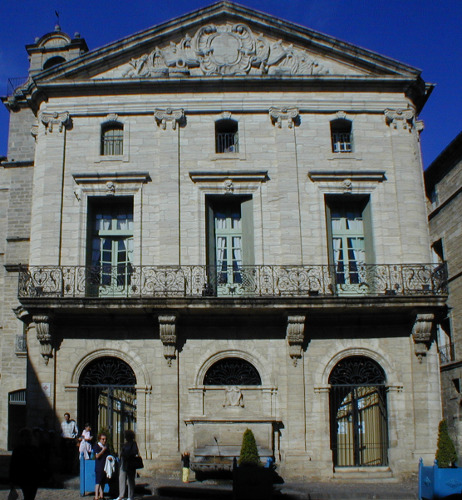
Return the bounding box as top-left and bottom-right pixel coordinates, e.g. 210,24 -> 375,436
329,356 -> 388,467
78,357 -> 136,452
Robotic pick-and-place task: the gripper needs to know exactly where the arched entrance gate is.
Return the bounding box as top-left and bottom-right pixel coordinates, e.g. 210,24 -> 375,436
329,356 -> 388,467
78,357 -> 136,452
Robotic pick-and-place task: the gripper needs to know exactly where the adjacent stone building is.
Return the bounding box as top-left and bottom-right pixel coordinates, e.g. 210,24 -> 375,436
0,2 -> 447,480
425,131 -> 462,454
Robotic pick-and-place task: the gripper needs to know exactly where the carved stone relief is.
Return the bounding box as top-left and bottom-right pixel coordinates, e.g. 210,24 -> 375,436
154,108 -> 185,130
33,314 -> 53,364
122,23 -> 330,78
159,314 -> 177,366
223,386 -> 244,407
40,111 -> 71,133
269,107 -> 300,128
385,108 -> 415,131
412,313 -> 435,362
287,315 -> 306,366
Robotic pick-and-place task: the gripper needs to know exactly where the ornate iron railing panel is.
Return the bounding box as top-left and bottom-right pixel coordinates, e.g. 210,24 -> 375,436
17,263 -> 447,299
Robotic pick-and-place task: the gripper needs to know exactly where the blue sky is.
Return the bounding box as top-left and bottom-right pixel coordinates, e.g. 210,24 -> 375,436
0,0 -> 461,167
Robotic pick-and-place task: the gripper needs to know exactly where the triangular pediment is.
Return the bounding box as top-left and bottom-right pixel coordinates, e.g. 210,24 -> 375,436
33,2 -> 421,83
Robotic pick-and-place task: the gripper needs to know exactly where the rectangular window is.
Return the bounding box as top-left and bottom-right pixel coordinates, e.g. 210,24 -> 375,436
87,197 -> 133,296
206,196 -> 253,295
101,124 -> 123,156
326,195 -> 373,294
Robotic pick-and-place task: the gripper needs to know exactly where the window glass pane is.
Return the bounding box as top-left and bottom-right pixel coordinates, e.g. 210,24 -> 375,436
102,125 -> 123,156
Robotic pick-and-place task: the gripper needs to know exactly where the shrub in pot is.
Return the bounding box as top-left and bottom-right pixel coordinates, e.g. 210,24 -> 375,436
435,419 -> 457,468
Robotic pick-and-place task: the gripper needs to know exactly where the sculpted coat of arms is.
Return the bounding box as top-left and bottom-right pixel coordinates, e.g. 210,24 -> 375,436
123,23 -> 329,78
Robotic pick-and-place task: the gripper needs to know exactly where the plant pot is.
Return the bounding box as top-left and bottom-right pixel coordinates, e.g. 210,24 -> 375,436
233,465 -> 273,500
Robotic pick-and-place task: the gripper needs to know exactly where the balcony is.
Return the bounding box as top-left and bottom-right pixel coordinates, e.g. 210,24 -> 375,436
18,263 -> 447,300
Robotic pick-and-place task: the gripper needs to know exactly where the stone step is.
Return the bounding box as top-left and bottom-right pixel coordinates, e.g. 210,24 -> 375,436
333,467 -> 395,481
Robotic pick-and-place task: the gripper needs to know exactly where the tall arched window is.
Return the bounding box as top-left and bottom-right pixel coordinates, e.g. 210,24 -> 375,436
204,357 -> 261,385
215,119 -> 239,153
101,122 -> 123,156
329,356 -> 388,467
78,356 -> 136,451
330,118 -> 353,153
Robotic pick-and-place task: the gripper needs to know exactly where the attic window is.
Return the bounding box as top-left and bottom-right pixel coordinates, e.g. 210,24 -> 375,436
215,119 -> 239,153
43,56 -> 66,70
101,122 -> 123,156
331,119 -> 353,153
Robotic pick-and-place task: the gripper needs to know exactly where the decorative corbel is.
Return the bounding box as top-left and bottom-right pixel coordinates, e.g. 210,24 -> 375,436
287,315 -> 306,366
384,108 -> 414,131
154,108 -> 185,130
40,111 -> 72,133
159,315 -> 177,366
269,107 -> 300,128
412,313 -> 434,362
33,314 -> 53,364
30,124 -> 38,140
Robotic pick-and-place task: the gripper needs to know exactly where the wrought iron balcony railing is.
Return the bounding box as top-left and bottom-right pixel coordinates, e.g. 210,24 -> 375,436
17,263 -> 447,299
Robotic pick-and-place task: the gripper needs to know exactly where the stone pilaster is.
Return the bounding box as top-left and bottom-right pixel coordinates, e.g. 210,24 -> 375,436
30,110 -> 72,265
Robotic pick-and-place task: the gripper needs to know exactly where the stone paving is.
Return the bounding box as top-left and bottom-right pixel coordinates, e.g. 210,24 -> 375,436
0,473 -> 419,499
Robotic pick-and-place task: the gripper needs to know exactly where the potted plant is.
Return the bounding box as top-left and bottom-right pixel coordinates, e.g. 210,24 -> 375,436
233,429 -> 273,500
419,420 -> 462,499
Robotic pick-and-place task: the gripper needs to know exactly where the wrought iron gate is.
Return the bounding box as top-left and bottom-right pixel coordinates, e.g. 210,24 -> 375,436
78,357 -> 136,453
329,356 -> 388,467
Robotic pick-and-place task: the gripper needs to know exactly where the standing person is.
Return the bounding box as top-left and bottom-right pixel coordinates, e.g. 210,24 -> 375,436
61,412 -> 78,473
93,433 -> 112,500
181,451 -> 190,483
9,428 -> 42,500
79,423 -> 93,459
114,430 -> 139,500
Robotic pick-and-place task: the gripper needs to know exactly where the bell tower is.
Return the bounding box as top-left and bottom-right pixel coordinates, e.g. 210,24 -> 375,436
26,24 -> 88,75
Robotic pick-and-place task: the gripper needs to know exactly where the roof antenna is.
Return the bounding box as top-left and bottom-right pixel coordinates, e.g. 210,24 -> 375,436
55,10 -> 61,31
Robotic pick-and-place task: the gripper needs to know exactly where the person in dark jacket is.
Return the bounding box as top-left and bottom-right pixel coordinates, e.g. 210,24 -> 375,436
9,428 -> 42,500
93,433 -> 112,500
114,430 -> 139,500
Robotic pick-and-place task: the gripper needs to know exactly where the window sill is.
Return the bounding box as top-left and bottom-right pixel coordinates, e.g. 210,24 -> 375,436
94,155 -> 129,163
327,153 -> 362,161
210,153 -> 246,161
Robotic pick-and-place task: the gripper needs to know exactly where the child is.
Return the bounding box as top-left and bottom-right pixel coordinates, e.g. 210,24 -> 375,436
181,451 -> 190,483
78,423 -> 93,459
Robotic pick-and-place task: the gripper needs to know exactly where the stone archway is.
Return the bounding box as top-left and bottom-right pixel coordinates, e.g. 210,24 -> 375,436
329,356 -> 388,467
78,356 -> 137,453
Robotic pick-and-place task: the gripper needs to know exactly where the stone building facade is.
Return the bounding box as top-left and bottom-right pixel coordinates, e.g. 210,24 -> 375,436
0,2 -> 447,480
425,132 -> 462,454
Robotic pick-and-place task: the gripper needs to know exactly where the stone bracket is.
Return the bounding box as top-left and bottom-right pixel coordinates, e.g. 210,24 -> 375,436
154,108 -> 185,130
159,314 -> 177,366
269,107 -> 300,128
287,315 -> 306,366
33,313 -> 53,365
412,313 -> 435,363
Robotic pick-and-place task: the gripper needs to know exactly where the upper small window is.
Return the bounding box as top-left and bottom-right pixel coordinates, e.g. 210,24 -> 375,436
215,119 -> 239,153
43,56 -> 66,70
101,122 -> 123,156
331,119 -> 353,153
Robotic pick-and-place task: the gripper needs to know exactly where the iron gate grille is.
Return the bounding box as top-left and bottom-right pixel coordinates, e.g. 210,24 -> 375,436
330,384 -> 388,467
78,385 -> 136,454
